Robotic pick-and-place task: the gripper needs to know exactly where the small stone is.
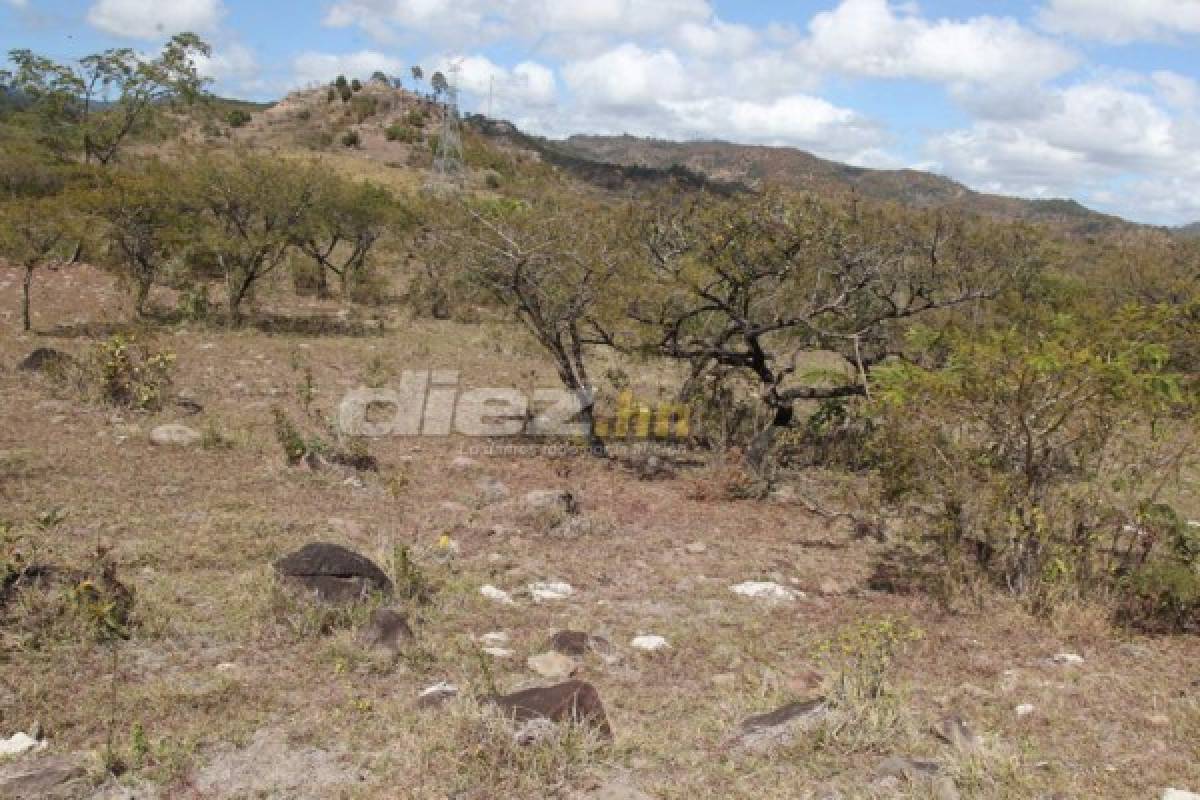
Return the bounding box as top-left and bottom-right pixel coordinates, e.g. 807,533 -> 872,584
416,682 -> 458,709
529,581 -> 573,601
548,515 -> 602,539
480,584 -> 515,604
1015,704 -> 1035,717
483,647 -> 514,659
149,423 -> 202,447
730,581 -> 802,602
1052,653 -> 1084,665
580,781 -> 654,800
548,630 -> 611,657
527,651 -> 579,679
685,542 -> 707,554
877,756 -> 940,780
358,608 -> 413,653
933,714 -> 981,752
450,456 -> 479,471
1164,791 -> 1200,800
735,699 -> 828,751
479,631 -> 510,647
630,634 -> 669,652
476,477 -> 510,505
0,732 -> 46,756
0,755 -> 86,797
522,489 -> 579,514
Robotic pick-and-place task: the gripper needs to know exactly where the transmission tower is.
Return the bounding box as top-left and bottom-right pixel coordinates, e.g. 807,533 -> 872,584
432,60 -> 465,186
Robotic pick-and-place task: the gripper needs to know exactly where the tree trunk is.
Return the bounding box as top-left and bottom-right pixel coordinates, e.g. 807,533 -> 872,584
134,280 -> 151,317
22,264 -> 34,333
746,403 -> 793,472
579,396 -> 607,457
316,265 -> 330,299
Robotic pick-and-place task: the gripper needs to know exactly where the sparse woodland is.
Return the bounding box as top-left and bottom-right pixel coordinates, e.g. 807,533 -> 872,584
1,37 -> 1199,799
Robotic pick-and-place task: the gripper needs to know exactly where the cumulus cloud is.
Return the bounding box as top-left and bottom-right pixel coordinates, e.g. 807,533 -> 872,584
87,0 -> 225,39
802,0 -> 1077,89
927,80 -> 1200,221
291,50 -> 405,87
563,44 -> 689,109
431,55 -> 557,112
1037,0 -> 1200,43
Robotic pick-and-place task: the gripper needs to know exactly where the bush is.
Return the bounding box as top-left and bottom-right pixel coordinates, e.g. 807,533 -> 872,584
226,109 -> 252,128
384,123 -> 417,143
91,335 -> 175,411
341,130 -> 360,148
350,79 -> 362,92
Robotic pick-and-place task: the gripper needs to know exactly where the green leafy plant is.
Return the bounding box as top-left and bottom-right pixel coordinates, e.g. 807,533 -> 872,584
91,334 -> 175,410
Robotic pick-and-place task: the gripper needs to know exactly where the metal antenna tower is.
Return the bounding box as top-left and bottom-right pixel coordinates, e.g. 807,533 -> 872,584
432,59 -> 465,185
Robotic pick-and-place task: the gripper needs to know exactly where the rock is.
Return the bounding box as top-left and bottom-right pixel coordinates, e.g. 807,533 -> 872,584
685,541 -> 707,554
0,755 -> 87,798
358,608 -> 413,653
0,731 -> 45,756
480,584 -> 515,604
17,348 -> 74,373
174,395 -> 204,415
450,456 -> 480,471
549,515 -> 603,539
1163,790 -> 1200,800
1052,652 -> 1085,665
735,699 -> 828,751
522,489 -> 579,515
527,651 -> 579,679
529,581 -> 574,601
630,634 -> 669,652
479,631 -> 510,647
148,423 -> 202,447
483,647 -> 514,659
877,756 -> 941,780
548,630 -> 611,657
486,680 -> 612,739
476,477 -> 510,505
416,682 -> 458,709
512,717 -> 561,746
933,714 -> 981,752
1015,703 -> 1035,717
273,542 -> 393,604
730,581 -> 802,602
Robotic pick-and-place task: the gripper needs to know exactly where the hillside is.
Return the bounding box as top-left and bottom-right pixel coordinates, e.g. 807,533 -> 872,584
1178,222 -> 1200,238
556,134 -> 1131,235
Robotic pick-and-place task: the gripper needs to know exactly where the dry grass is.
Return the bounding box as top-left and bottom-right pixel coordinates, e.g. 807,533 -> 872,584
0,262 -> 1198,798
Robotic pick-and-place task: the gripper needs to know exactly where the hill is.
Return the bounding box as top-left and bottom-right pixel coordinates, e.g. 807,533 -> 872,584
555,134 -> 1131,235
1178,222 -> 1200,238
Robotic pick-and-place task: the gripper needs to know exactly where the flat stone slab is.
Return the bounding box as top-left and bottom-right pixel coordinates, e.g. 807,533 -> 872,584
486,680 -> 612,739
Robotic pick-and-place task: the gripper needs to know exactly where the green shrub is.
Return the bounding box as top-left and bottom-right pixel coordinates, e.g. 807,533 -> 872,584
341,130 -> 360,148
226,109 -> 252,128
384,123 -> 417,143
91,335 -> 175,411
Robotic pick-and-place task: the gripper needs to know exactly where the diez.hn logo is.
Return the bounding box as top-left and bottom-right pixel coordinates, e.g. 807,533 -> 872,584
338,370 -> 689,439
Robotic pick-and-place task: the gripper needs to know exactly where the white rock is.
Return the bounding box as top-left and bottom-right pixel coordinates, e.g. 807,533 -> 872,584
149,423 -> 202,447
1052,653 -> 1084,665
522,489 -> 575,513
731,581 -> 802,602
479,632 -> 510,647
631,634 -> 669,652
1163,790 -> 1200,800
529,581 -> 574,601
480,585 -> 514,605
685,542 -> 707,554
1015,704 -> 1035,717
418,681 -> 458,700
527,651 -> 579,679
0,732 -> 45,757
1187,520 -> 1199,529
483,647 -> 514,659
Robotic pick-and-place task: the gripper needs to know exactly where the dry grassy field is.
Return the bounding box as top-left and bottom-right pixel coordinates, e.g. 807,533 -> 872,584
1,263 -> 1198,799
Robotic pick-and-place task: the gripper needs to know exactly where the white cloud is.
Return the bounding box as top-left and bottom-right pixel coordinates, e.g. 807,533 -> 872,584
563,44 -> 689,109
1037,0 -> 1200,43
673,19 -> 759,57
3,0 -> 30,9
1153,70 -> 1200,110
87,0 -> 225,39
433,55 -> 557,111
291,50 -> 405,87
802,0 -> 1077,89
191,43 -> 268,95
927,80 -> 1200,221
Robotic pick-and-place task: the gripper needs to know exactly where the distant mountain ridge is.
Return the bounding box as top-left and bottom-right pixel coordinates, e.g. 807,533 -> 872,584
1177,222 -> 1200,238
553,134 -> 1134,235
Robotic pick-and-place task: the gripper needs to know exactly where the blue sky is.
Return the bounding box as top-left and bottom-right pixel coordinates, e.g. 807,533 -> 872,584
4,0 -> 1200,224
